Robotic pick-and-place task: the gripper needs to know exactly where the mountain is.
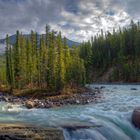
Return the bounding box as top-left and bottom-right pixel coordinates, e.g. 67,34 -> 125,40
0,34 -> 80,48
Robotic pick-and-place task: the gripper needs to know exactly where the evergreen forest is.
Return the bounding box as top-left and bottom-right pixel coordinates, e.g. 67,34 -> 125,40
0,21 -> 140,93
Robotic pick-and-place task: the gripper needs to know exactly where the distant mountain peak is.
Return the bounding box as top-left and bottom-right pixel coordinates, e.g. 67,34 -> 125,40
0,34 -> 80,48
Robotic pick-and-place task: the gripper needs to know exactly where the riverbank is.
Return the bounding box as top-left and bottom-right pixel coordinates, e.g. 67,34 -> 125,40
0,84 -> 139,140
0,86 -> 102,109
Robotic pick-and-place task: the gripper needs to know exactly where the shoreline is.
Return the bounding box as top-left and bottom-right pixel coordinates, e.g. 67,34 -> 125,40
92,82 -> 140,85
0,87 -> 102,109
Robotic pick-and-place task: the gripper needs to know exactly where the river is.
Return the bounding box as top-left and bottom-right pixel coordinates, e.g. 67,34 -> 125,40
0,84 -> 140,140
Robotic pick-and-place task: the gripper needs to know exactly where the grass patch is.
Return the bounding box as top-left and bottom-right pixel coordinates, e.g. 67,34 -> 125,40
13,88 -> 61,98
12,86 -> 89,98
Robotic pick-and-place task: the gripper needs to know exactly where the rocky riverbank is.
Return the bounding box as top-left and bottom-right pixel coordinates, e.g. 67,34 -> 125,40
0,86 -> 102,109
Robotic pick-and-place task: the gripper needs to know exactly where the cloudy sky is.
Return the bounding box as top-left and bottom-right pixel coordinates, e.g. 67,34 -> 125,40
0,0 -> 139,42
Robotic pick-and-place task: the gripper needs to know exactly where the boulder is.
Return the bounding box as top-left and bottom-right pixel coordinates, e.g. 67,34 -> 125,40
131,88 -> 137,90
100,86 -> 105,89
132,108 -> 140,128
25,100 -> 35,109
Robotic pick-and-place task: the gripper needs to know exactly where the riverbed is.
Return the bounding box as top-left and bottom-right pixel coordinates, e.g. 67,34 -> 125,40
0,84 -> 140,140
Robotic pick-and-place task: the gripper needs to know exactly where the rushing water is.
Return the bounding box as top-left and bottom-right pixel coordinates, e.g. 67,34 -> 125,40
0,84 -> 140,140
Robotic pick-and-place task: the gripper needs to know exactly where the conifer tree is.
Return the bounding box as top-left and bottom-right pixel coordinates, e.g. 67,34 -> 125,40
56,32 -> 65,90
13,31 -> 21,88
6,35 -> 11,86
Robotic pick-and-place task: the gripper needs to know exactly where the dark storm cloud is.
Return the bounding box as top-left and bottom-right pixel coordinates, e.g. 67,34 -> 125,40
0,0 -> 138,41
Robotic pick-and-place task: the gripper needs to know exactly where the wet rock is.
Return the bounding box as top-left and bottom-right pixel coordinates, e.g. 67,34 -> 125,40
132,108 -> 140,128
38,102 -> 45,108
86,100 -> 90,103
25,100 -> 35,109
95,87 -> 99,90
0,124 -> 64,140
76,100 -> 80,104
45,104 -> 52,108
100,86 -> 105,89
131,88 -> 137,90
3,97 -> 9,102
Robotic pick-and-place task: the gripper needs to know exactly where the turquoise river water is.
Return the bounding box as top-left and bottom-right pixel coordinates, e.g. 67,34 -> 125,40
0,84 -> 140,140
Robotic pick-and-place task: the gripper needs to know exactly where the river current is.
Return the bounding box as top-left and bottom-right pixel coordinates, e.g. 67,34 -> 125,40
0,84 -> 140,140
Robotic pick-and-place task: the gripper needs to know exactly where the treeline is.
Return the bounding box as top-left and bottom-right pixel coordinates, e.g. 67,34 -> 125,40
80,21 -> 140,82
5,26 -> 85,91
2,21 -> 140,92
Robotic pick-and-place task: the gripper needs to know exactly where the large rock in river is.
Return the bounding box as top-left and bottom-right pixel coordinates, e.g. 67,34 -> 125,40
132,108 -> 140,128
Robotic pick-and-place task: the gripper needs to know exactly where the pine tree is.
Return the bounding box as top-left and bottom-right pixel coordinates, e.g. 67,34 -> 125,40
13,31 -> 21,88
26,39 -> 33,86
47,31 -> 57,89
56,32 -> 65,90
6,35 -> 11,86
39,35 -> 48,87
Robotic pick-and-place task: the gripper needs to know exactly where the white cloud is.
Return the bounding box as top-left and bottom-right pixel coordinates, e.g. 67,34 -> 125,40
0,0 -> 139,42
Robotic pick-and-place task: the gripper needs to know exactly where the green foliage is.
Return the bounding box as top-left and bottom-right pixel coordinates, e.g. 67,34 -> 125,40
0,56 -> 6,84
4,27 -> 85,92
2,20 -> 140,94
80,21 -> 140,82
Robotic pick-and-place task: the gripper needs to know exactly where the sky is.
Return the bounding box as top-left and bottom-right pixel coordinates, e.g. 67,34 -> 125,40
0,0 -> 139,42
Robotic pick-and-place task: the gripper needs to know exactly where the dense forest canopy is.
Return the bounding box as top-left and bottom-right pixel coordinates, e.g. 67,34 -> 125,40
80,20 -> 140,82
0,21 -> 140,93
3,26 -> 86,91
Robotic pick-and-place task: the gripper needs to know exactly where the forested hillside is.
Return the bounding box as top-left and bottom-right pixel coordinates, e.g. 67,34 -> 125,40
0,21 -> 140,94
3,26 -> 85,92
80,21 -> 140,82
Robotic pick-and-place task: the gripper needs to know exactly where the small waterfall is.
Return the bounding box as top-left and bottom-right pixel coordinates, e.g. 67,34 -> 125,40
62,84 -> 140,140
63,114 -> 140,140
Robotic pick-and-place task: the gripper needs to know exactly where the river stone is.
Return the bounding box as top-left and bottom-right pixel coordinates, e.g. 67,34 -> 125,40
25,100 -> 35,109
100,86 -> 105,89
132,108 -> 140,128
131,88 -> 137,90
0,124 -> 64,140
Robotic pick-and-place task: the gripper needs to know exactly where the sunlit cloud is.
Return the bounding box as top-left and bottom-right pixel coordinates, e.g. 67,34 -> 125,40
0,0 -> 139,42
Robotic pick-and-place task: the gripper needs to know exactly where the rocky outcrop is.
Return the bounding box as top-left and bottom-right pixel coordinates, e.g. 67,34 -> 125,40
0,124 -> 64,140
132,108 -> 140,128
